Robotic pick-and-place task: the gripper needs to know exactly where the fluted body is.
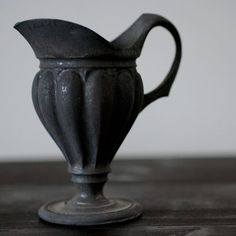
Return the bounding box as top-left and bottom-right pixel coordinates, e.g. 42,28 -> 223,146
32,67 -> 144,174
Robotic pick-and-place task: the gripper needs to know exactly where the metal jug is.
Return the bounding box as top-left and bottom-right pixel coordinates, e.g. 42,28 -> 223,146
15,13 -> 181,225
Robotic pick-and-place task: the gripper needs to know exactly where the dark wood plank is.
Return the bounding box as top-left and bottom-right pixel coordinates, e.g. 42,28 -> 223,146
1,157 -> 236,235
2,156 -> 236,184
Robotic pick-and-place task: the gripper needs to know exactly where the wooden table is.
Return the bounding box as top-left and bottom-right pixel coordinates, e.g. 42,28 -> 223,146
1,157 -> 236,235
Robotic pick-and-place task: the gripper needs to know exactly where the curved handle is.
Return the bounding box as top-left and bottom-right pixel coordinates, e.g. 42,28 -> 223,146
137,14 -> 182,111
112,14 -> 182,111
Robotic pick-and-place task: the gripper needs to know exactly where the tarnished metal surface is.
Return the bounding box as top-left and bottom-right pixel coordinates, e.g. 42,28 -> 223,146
15,14 -> 181,225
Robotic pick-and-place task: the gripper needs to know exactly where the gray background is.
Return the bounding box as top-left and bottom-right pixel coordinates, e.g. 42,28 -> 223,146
1,0 -> 235,161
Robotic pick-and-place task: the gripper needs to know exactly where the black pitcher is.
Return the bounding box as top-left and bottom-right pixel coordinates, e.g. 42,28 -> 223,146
15,13 -> 181,225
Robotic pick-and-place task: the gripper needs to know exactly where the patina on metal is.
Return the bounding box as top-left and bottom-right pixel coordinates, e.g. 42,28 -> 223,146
14,14 -> 182,226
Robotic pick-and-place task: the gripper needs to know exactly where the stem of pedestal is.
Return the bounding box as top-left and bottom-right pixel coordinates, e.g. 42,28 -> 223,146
70,173 -> 109,205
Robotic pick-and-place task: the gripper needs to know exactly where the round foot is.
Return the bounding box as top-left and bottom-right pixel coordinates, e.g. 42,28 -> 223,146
38,198 -> 142,226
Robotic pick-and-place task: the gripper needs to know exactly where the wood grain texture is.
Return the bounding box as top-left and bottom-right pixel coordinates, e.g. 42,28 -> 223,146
1,157 -> 236,235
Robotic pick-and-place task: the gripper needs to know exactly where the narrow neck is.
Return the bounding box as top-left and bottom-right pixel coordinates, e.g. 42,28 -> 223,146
39,58 -> 136,68
71,173 -> 108,184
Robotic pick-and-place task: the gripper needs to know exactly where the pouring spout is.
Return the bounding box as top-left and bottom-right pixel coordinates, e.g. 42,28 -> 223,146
14,19 -> 113,59
14,15 -> 181,61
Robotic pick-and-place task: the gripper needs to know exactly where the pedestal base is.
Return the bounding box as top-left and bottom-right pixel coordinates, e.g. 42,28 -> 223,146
38,198 -> 142,226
